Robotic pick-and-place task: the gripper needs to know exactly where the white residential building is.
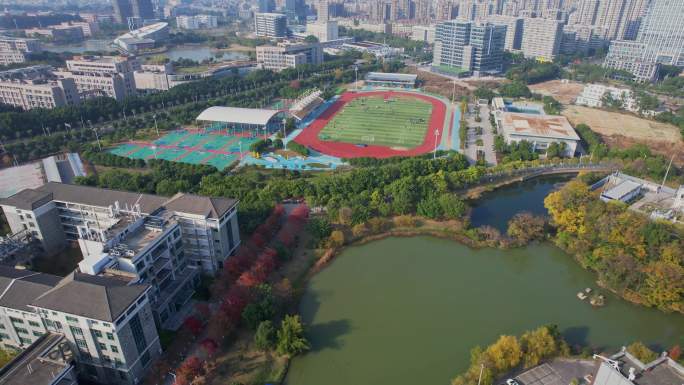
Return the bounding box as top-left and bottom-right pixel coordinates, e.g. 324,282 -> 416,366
410,25 -> 436,44
521,17 -> 563,61
575,83 -> 638,111
256,41 -> 323,71
55,56 -> 138,101
255,13 -> 288,38
305,21 -> 338,42
0,66 -> 80,110
176,15 -> 218,30
0,266 -> 160,385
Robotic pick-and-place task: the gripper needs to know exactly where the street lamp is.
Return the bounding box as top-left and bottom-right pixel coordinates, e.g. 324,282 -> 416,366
153,114 -> 159,137
88,120 -> 102,151
433,128 -> 439,159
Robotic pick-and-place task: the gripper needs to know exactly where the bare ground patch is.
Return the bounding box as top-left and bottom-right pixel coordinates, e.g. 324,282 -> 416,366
530,80 -> 584,104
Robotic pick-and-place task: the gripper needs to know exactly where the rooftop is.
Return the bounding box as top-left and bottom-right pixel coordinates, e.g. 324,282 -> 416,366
601,180 -> 642,201
196,106 -> 281,126
0,267 -> 61,312
0,333 -> 74,385
1,182 -> 238,220
366,72 -> 417,82
500,112 -> 581,141
31,272 -> 149,322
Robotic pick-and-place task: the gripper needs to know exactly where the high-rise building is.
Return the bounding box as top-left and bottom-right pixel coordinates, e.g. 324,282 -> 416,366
258,0 -> 276,13
604,0 -> 684,81
255,13 -> 288,38
520,17 -> 563,60
486,15 -> 524,50
433,20 -> 506,77
594,0 -> 629,40
112,0 -> 154,24
414,0 -> 431,22
306,21 -> 339,41
318,0 -> 329,21
285,0 -> 307,25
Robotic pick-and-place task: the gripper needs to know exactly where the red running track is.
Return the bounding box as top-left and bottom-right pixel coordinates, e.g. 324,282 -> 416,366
294,90 -> 447,159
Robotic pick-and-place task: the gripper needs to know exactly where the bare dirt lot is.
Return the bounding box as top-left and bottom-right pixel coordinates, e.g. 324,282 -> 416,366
563,105 -> 684,164
530,80 -> 584,104
412,68 -> 473,99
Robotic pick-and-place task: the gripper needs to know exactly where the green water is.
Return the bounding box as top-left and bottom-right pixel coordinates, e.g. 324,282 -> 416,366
286,238 -> 684,385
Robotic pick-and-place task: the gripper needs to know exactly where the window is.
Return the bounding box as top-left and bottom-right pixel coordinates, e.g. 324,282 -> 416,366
99,343 -> 107,350
106,332 -> 114,340
111,345 -> 119,353
0,333 -> 8,340
0,324 -> 5,329
92,330 -> 102,338
65,316 -> 78,323
19,337 -> 31,344
28,321 -> 40,327
129,314 -> 147,354
70,326 -> 83,336
75,339 -> 87,348
33,331 -> 42,337
15,327 -> 28,334
9,317 -> 23,324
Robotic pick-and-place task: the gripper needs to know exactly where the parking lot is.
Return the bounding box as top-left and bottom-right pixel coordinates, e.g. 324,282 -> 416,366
507,358 -> 597,385
517,364 -> 563,385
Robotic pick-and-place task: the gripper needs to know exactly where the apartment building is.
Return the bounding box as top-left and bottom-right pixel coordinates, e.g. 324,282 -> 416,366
255,13 -> 288,39
0,66 -> 80,110
0,266 -> 160,385
0,36 -> 42,53
305,21 -> 338,42
433,20 -> 506,77
25,25 -> 84,43
520,17 -> 563,60
0,183 -> 240,275
411,25 -> 436,44
485,15 -> 524,51
58,21 -> 100,37
575,83 -> 638,111
176,15 -> 219,30
55,56 -> 138,101
256,41 -> 323,71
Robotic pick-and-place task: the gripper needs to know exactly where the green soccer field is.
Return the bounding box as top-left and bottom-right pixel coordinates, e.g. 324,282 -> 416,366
318,96 -> 433,148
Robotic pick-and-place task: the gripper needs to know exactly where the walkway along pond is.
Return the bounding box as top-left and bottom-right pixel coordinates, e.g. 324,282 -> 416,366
285,177 -> 683,385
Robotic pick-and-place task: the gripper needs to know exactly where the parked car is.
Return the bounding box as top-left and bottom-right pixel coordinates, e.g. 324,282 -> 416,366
506,379 -> 520,385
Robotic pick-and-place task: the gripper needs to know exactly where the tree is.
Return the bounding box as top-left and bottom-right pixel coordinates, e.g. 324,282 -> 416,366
485,335 -> 522,372
507,212 -> 546,244
183,316 -> 204,337
304,35 -> 319,43
520,326 -> 558,368
328,230 -> 345,248
241,284 -> 276,330
474,87 -> 495,101
254,320 -> 276,351
546,142 -> 567,158
627,342 -> 657,363
498,81 -> 532,98
276,314 -> 310,357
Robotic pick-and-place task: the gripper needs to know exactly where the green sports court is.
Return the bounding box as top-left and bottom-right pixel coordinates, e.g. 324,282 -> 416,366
317,95 -> 433,148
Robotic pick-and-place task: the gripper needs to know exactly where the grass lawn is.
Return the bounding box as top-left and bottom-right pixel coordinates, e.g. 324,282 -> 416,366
318,96 -> 433,148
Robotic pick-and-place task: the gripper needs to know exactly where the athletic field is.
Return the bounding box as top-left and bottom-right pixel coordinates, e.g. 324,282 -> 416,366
317,95 -> 433,148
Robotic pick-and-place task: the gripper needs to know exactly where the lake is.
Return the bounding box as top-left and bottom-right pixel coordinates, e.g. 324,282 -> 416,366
286,176 -> 683,385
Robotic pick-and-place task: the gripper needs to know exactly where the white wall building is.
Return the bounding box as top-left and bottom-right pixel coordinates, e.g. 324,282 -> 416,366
176,15 -> 218,29
576,83 -> 638,111
521,17 -> 563,61
496,112 -> 580,157
256,41 -> 323,71
55,56 -> 138,101
305,21 -> 338,42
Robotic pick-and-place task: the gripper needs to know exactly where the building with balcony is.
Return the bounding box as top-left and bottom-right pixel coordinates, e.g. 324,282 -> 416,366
0,66 -> 80,110
0,266 -> 159,385
256,41 -> 323,71
55,56 -> 138,101
255,13 -> 288,39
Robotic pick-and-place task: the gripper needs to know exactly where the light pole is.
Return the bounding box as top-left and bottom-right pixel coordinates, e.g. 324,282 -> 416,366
88,120 -> 102,151
433,128 -> 439,159
153,114 -> 159,137
354,65 -> 358,91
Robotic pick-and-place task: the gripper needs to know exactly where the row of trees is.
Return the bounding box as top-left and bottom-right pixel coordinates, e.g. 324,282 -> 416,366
169,204 -> 311,385
544,180 -> 684,313
451,325 -> 570,385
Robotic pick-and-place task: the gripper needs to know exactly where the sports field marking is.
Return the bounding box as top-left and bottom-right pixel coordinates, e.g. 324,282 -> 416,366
318,95 -> 432,148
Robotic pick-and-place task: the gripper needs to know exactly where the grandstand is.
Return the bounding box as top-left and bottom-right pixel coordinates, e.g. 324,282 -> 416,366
289,89 -> 324,121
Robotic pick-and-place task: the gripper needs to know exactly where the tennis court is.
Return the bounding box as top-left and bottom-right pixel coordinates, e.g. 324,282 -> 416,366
109,130 -> 260,170
318,95 -> 433,148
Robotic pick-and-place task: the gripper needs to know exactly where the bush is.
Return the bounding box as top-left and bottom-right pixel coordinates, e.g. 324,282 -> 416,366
627,342 -> 658,363
254,320 -> 276,351
328,230 -> 345,248
276,315 -> 310,357
507,212 -> 546,244
286,141 -> 309,156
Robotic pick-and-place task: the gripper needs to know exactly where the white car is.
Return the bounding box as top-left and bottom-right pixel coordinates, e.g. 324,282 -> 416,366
506,379 -> 520,385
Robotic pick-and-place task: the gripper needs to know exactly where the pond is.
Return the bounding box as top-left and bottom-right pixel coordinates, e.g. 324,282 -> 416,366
286,237 -> 684,385
469,175 -> 571,231
286,176 -> 683,385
